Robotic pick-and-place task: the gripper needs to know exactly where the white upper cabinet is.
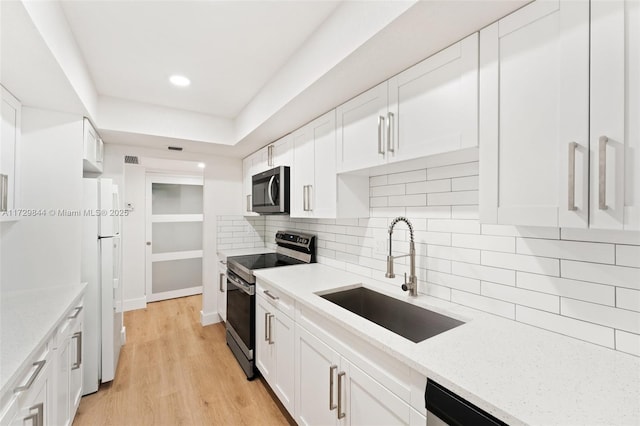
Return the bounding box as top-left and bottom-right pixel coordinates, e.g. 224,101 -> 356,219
388,32 -> 479,163
82,118 -> 103,174
479,0 -> 590,227
242,152 -> 260,216
291,110 -> 337,218
266,134 -> 293,168
589,0 -> 640,230
336,33 -> 479,173
336,82 -> 389,173
1,86 -> 21,219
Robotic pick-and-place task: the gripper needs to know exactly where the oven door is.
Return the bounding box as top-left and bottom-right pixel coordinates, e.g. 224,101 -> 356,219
226,270 -> 255,358
252,166 -> 289,214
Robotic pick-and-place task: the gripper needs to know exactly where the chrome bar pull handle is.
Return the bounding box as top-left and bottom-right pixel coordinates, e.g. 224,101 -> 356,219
264,312 -> 270,341
268,145 -> 274,166
302,186 -> 307,211
568,142 -> 578,211
68,306 -> 83,319
0,174 -> 8,212
378,116 -> 385,155
264,290 -> 279,301
599,136 -> 608,210
219,273 -> 225,293
307,185 -> 313,211
337,371 -> 346,419
14,360 -> 46,393
387,112 -> 395,153
268,314 -> 274,345
72,331 -> 82,370
246,194 -> 251,212
329,365 -> 338,410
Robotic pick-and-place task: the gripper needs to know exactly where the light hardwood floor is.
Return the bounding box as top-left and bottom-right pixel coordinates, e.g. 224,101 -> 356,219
73,295 -> 293,425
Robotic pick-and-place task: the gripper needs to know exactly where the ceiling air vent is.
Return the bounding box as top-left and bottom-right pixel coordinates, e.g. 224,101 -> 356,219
124,155 -> 139,164
168,146 -> 183,151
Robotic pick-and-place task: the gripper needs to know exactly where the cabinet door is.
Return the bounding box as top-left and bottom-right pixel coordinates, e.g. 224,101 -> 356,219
56,335 -> 72,426
342,359 -> 412,426
295,325 -> 340,426
310,110 -> 337,218
273,312 -> 295,416
255,296 -> 274,382
336,82 -> 389,173
0,86 -> 20,215
388,33 -> 478,163
268,134 -> 293,168
479,0 -> 590,227
291,123 -> 315,218
217,264 -> 227,322
590,0 -> 640,230
242,156 -> 253,214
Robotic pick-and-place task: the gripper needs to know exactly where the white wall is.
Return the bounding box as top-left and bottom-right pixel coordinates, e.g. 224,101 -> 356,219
102,143 -> 242,324
0,107 -> 83,291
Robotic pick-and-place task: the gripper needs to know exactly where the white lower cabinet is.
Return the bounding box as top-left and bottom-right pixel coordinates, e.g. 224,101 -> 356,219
55,301 -> 84,426
217,261 -> 227,322
1,344 -> 53,426
255,283 -> 295,416
294,324 -> 425,426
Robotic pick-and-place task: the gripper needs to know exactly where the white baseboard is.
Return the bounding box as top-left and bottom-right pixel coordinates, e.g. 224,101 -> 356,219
200,310 -> 222,326
123,297 -> 147,312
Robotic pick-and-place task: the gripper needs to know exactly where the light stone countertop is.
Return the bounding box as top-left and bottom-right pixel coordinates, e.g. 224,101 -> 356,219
217,247 -> 274,262
254,263 -> 640,426
0,283 -> 86,396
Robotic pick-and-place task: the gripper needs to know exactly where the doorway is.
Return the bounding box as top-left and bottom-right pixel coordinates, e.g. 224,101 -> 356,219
145,175 -> 204,302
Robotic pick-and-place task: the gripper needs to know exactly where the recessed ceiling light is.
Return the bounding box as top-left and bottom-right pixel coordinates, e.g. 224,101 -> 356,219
169,75 -> 190,87
197,163 -> 205,169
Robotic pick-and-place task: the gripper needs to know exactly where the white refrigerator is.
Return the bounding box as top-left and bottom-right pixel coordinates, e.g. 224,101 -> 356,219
81,178 -> 124,394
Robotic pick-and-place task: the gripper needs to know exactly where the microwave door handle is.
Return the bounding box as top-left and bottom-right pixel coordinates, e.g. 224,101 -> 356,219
267,175 -> 276,206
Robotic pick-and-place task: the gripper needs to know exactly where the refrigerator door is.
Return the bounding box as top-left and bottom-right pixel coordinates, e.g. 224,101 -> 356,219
99,178 -> 114,237
100,235 -> 122,383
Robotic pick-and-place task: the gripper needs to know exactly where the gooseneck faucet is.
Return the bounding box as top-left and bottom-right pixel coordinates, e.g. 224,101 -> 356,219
386,217 -> 418,297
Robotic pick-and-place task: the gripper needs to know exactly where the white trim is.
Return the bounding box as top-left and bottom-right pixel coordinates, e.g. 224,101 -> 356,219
123,297 -> 147,312
201,310 -> 222,326
147,174 -> 203,186
146,286 -> 202,303
151,250 -> 203,262
151,214 -> 203,223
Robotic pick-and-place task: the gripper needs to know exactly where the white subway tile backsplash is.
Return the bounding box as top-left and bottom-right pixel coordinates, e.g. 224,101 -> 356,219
406,179 -> 451,194
561,260 -> 640,290
452,262 -> 516,286
452,234 -> 515,253
561,228 -> 640,245
451,290 -> 515,319
482,252 -> 559,276
428,191 -> 478,206
516,272 -> 615,306
246,157 -> 640,357
516,238 -> 615,264
427,162 -> 479,180
451,206 -> 479,220
617,288 -> 640,312
388,194 -> 427,207
561,299 -> 640,334
451,176 -> 479,191
516,306 -> 615,348
482,281 -> 559,313
616,245 -> 640,268
428,219 -> 481,234
387,169 -> 427,184
371,184 -> 405,197
616,330 -> 640,356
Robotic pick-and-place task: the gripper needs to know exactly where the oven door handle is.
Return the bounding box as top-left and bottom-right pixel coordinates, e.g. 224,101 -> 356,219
227,273 -> 255,296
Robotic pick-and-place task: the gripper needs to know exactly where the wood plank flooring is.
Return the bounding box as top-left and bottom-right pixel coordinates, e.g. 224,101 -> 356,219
73,295 -> 293,425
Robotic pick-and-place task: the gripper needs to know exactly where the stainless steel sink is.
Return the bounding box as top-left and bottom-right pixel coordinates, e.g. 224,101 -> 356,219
320,287 -> 464,343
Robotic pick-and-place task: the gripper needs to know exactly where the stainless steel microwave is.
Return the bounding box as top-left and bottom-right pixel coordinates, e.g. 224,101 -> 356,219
252,166 -> 290,214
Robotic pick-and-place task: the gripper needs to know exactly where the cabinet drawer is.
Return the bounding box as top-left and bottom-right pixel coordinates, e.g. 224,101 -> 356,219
54,300 -> 84,348
256,281 -> 295,319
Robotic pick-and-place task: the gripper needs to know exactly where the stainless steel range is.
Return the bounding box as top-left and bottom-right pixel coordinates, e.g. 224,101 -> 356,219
225,230 -> 316,379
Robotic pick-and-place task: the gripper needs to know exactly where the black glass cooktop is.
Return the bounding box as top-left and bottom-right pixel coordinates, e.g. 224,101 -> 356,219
229,252 -> 305,270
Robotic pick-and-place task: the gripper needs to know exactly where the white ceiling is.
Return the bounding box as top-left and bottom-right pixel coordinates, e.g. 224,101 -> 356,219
60,0 -> 340,118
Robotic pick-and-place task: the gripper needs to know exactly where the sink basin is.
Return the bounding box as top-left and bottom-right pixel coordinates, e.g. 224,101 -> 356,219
320,287 -> 464,343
